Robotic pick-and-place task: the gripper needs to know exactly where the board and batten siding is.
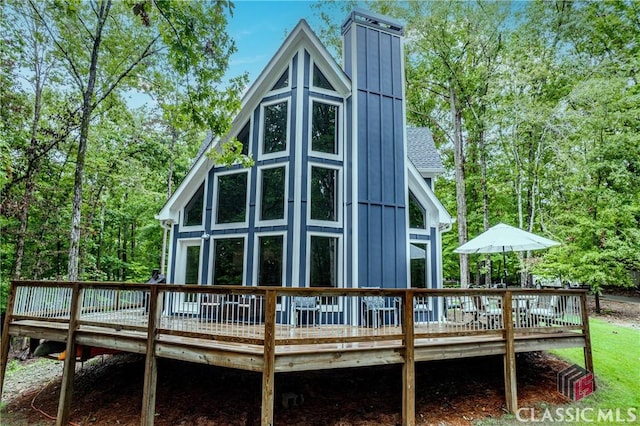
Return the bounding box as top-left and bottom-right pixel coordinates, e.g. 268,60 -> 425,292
343,10 -> 408,289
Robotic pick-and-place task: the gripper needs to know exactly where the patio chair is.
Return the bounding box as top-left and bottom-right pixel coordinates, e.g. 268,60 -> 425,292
361,295 -> 399,328
480,296 -> 503,329
292,296 -> 320,327
528,295 -> 561,326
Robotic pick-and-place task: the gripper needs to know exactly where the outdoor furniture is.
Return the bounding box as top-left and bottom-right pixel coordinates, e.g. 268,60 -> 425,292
361,295 -> 399,328
480,296 -> 503,329
292,296 -> 320,327
528,295 -> 561,326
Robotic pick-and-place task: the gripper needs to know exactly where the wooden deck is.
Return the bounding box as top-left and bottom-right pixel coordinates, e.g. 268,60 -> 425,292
0,281 -> 593,426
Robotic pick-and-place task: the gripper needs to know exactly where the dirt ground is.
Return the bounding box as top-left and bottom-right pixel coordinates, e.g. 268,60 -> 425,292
2,292 -> 638,426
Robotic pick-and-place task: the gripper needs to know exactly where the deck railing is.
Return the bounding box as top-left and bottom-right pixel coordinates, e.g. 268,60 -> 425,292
7,281 -> 587,346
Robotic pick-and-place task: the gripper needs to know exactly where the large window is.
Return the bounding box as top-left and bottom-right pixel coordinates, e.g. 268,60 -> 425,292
311,101 -> 338,155
260,166 -> 286,222
309,236 -> 338,288
213,238 -> 244,285
310,166 -> 338,222
408,192 -> 426,229
184,183 -> 204,227
410,242 -> 428,289
216,172 -> 248,224
262,101 -> 288,155
257,235 -> 284,286
236,121 -> 250,156
184,244 -> 200,302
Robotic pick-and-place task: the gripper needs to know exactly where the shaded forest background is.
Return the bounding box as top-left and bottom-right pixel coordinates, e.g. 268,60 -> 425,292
1,1 -> 638,303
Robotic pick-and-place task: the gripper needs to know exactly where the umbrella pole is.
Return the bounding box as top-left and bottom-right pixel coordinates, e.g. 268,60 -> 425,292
502,249 -> 508,286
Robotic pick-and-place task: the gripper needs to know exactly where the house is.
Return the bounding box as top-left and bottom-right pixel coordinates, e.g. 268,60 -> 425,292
156,9 -> 452,318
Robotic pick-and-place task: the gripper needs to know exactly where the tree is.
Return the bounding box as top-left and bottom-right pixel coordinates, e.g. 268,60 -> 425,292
26,0 -> 244,280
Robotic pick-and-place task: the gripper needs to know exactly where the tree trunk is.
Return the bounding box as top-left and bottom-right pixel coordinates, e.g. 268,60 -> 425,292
450,84 -> 469,288
67,0 -> 111,281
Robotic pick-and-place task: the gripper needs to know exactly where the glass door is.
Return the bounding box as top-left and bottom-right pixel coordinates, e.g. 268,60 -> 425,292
173,240 -> 202,314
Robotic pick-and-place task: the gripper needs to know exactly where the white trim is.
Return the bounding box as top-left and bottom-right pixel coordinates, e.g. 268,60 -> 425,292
309,58 -> 340,97
347,24 -> 359,296
258,98 -> 291,161
407,190 -> 429,235
209,233 -> 248,286
212,168 -> 250,230
255,163 -> 289,227
308,97 -> 343,161
253,231 -> 287,288
179,177 -> 208,233
173,238 -> 204,313
267,64 -> 291,97
290,46 -> 305,290
307,162 -> 343,228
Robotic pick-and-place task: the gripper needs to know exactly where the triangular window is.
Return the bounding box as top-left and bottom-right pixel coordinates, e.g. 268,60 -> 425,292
184,183 -> 204,226
313,64 -> 334,91
272,68 -> 289,90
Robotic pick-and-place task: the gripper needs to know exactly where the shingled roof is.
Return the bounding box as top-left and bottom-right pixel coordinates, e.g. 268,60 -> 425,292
406,127 -> 444,174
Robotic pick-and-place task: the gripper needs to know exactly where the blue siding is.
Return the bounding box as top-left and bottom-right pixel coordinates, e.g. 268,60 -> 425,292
348,14 -> 407,289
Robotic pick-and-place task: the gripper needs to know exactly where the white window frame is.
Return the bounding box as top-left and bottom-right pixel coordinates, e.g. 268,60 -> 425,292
209,233 -> 248,286
306,231 -> 343,311
256,163 -> 289,227
310,59 -> 338,96
268,65 -> 291,96
307,162 -> 343,228
179,178 -> 207,233
259,98 -> 291,161
406,188 -> 432,235
173,238 -> 204,313
213,168 -> 250,230
409,239 -> 432,311
308,97 -> 342,161
253,231 -> 287,288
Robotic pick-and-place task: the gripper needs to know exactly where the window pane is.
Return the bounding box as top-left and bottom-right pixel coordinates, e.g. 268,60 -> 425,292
272,68 -> 289,90
312,102 -> 338,154
258,235 -> 283,286
263,101 -> 288,154
313,64 -> 334,91
408,192 -> 426,229
261,167 -> 285,221
184,184 -> 204,226
213,238 -> 244,285
236,121 -> 250,156
410,243 -> 427,288
310,236 -> 338,288
216,173 -> 247,224
310,167 -> 337,221
185,245 -> 200,302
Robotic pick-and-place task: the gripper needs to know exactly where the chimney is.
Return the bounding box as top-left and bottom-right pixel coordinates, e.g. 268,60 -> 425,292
342,10 -> 408,289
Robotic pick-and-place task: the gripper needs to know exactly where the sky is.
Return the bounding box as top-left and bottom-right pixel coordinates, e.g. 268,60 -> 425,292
225,1 -> 340,86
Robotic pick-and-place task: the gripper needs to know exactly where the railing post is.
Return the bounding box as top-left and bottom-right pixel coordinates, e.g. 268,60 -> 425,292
502,291 -> 517,413
402,291 -> 416,426
261,289 -> 277,426
0,281 -> 19,395
580,292 -> 594,379
56,282 -> 82,426
141,285 -> 160,426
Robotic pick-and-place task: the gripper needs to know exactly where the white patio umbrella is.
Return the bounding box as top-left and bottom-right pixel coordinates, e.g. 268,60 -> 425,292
453,223 -> 560,284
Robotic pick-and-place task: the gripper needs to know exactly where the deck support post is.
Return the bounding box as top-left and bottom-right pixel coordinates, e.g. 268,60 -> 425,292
580,292 -> 594,380
56,282 -> 82,426
261,290 -> 277,426
502,291 -> 517,414
402,291 -> 416,426
141,285 -> 160,426
0,281 -> 18,395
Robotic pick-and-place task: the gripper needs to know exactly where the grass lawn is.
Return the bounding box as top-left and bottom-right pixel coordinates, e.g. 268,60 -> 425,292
551,318 -> 640,412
